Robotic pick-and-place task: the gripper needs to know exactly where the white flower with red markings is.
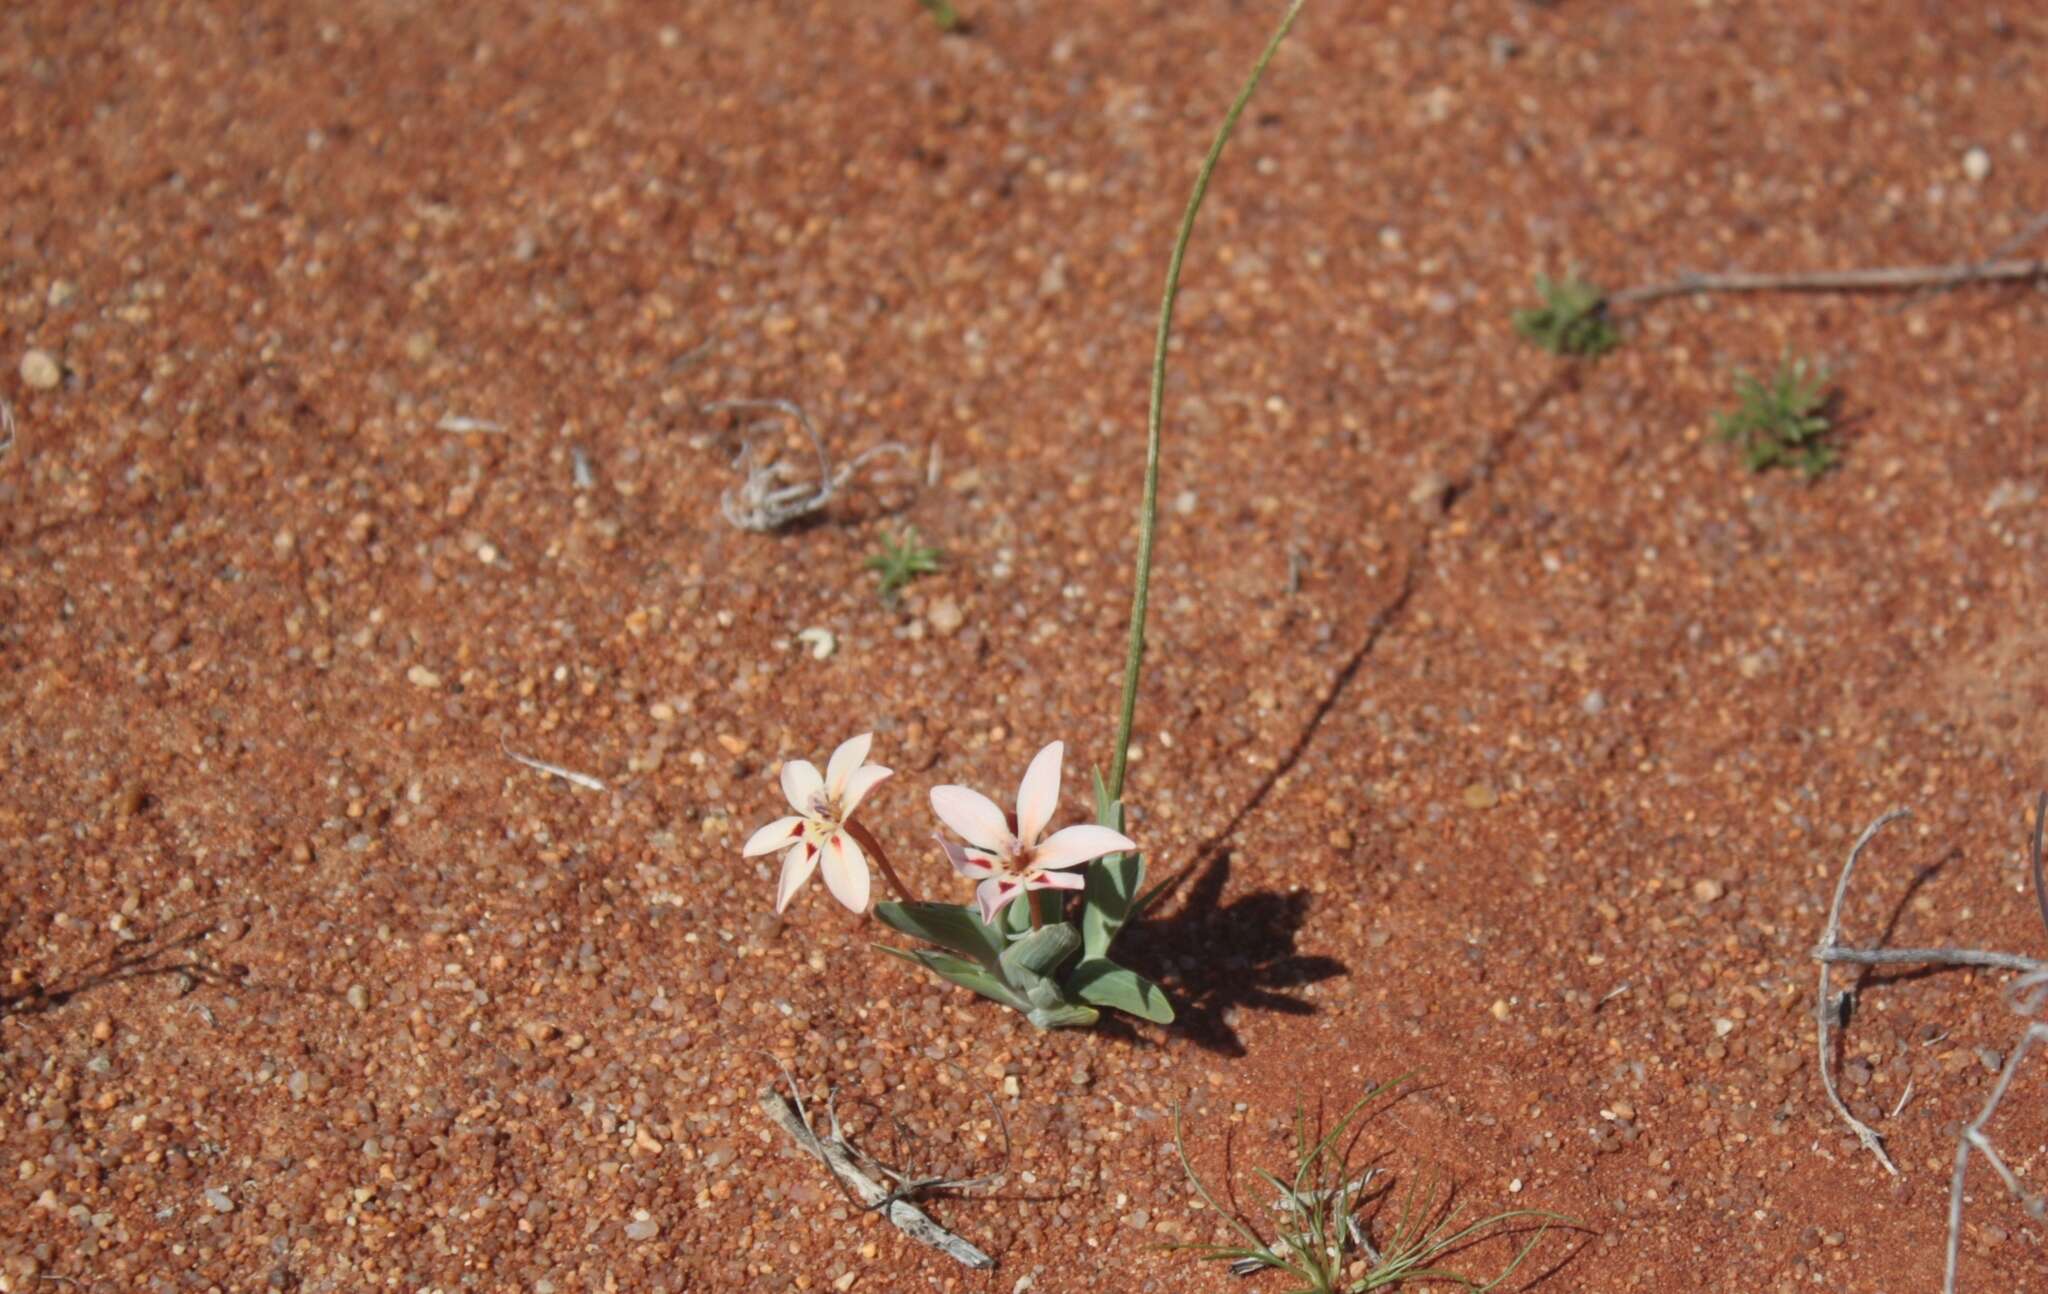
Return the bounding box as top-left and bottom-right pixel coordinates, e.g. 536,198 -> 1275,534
745,733 -> 892,914
931,740 -> 1136,926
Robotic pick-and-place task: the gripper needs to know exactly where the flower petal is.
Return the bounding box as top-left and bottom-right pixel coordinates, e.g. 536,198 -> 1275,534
775,841 -> 819,913
743,815 -> 806,857
1030,823 -> 1137,872
1029,868 -> 1086,892
779,759 -> 824,814
1014,741 -> 1064,848
819,831 -> 871,914
975,877 -> 1023,926
930,784 -> 1014,855
939,834 -> 994,880
837,763 -> 892,818
824,733 -> 874,801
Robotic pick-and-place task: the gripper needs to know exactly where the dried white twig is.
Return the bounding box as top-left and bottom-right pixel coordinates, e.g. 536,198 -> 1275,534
1813,808 -> 1912,1175
758,1074 -> 995,1270
437,415 -> 506,435
1611,259 -> 2048,307
1812,798 -> 2048,1293
708,398 -> 909,531
502,745 -> 607,792
1889,1079 -> 1915,1120
825,1088 -> 1011,1213
1,396 -> 15,457
1941,796 -> 2048,1294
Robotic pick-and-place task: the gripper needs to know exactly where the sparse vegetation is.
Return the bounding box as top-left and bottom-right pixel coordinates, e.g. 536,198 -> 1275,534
1511,275 -> 1618,357
917,0 -> 962,32
1173,1082 -> 1570,1292
1714,356 -> 1837,478
864,527 -> 942,602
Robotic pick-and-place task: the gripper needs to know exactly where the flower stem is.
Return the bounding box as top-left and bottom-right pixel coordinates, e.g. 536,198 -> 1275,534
1107,0 -> 1309,802
844,819 -> 920,906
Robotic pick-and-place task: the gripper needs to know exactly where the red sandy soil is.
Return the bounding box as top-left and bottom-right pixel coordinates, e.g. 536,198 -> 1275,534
3,2 -> 2046,1291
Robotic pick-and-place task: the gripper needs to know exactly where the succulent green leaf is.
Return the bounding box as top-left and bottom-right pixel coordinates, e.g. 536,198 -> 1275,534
1026,1002 -> 1100,1030
1081,765 -> 1146,960
1067,958 -> 1175,1023
999,887 -> 1034,938
872,901 -> 1003,967
873,944 -> 1031,1012
998,922 -> 1081,982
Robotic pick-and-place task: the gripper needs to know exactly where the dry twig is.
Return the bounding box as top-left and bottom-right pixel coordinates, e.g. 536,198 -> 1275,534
758,1072 -> 995,1270
1610,259 -> 2048,308
1811,798 -> 2048,1293
501,742 -> 607,792
709,398 -> 909,531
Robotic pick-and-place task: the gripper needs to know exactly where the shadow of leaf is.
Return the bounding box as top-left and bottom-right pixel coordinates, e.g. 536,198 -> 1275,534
1121,850 -> 1347,1056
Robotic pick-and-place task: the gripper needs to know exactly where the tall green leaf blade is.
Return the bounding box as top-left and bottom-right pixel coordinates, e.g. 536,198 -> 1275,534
873,901 -> 1003,966
1067,957 -> 1175,1023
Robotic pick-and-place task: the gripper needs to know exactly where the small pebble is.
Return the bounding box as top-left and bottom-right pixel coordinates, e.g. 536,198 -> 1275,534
624,1215 -> 659,1241
1692,878 -> 1725,902
796,627 -> 836,660
1408,471 -> 1452,517
406,665 -> 441,689
18,349 -> 60,391
1580,689 -> 1605,716
926,598 -> 964,636
1962,146 -> 1991,183
203,1187 -> 234,1214
1463,782 -> 1499,810
345,984 -> 369,1011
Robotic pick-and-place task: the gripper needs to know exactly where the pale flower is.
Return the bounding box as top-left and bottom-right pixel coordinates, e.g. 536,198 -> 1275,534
931,740 -> 1136,926
745,733 -> 891,914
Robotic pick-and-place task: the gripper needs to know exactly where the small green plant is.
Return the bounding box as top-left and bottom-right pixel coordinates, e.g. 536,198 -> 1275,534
1512,274 -> 1619,357
1173,1081 -> 1570,1292
1714,355 -> 1837,477
745,1 -> 1303,1033
864,528 -> 942,602
917,0 -> 962,32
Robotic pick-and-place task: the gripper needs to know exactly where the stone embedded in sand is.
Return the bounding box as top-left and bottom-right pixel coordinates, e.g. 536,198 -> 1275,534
18,349 -> 60,390
926,597 -> 964,636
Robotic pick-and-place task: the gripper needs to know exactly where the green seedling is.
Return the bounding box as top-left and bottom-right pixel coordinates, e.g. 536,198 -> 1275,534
865,528 -> 942,602
917,0 -> 962,32
1714,355 -> 1837,478
1512,274 -> 1619,357
1173,1081 -> 1571,1292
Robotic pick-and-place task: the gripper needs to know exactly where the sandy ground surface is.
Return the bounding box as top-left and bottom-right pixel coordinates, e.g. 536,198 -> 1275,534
4,2 -> 2047,1291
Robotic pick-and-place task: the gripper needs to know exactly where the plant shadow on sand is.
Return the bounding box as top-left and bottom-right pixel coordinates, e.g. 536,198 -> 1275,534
1099,370 -> 1588,1055
1119,849 -> 1348,1056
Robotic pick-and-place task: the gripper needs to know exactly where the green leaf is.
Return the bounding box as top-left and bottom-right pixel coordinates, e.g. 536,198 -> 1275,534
999,887 -> 1034,939
1019,972 -> 1070,1012
997,922 -> 1081,982
1082,765 -> 1145,960
873,944 -> 1030,1012
872,901 -> 1003,967
1067,958 -> 1175,1023
1025,1002 -> 1100,1030
1082,847 -> 1145,962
